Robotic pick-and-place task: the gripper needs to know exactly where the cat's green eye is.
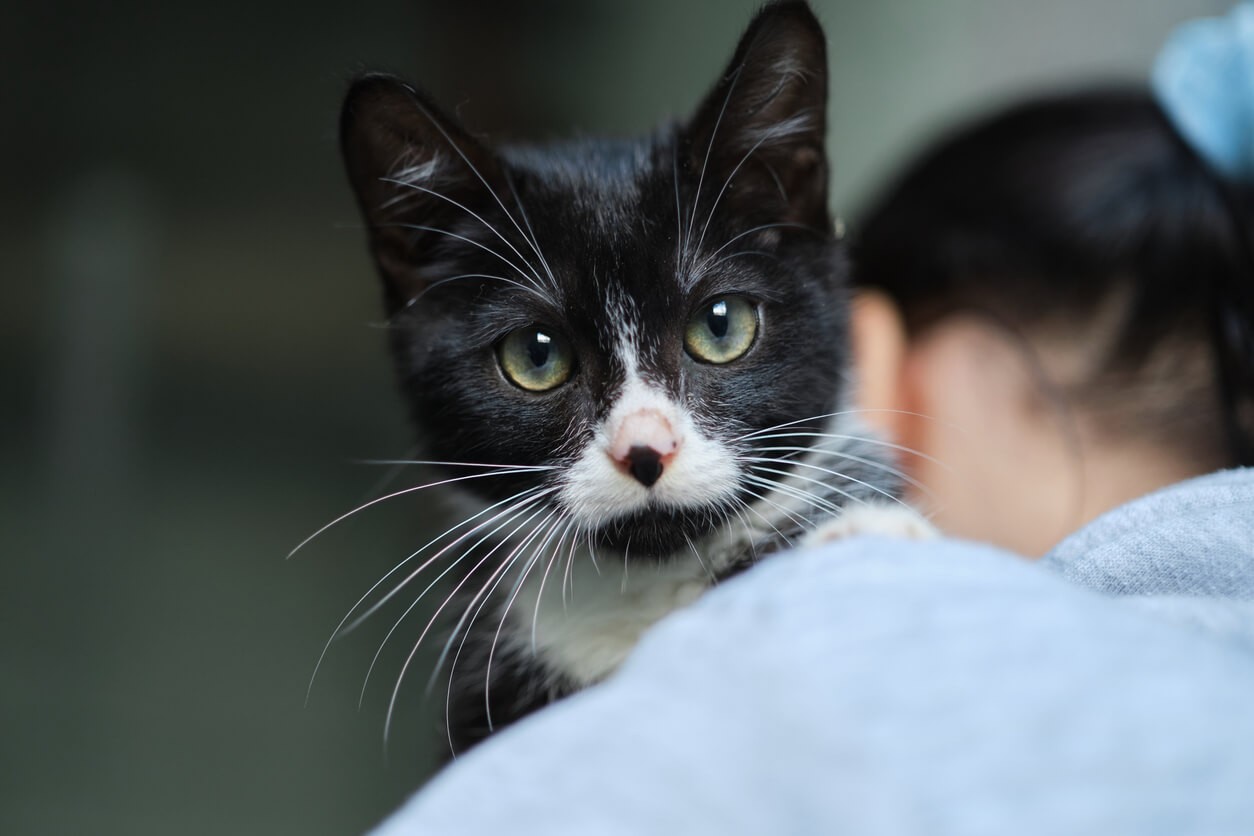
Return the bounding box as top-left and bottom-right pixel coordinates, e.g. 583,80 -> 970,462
497,326 -> 574,392
684,296 -> 758,364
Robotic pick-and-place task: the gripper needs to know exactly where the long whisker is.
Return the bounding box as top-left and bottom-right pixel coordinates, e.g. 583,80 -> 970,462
381,178 -> 547,288
585,528 -> 602,576
305,485 -> 547,705
728,500 -> 766,564
350,459 -> 557,470
412,272 -> 552,306
744,472 -> 852,520
672,143 -> 685,264
387,223 -> 543,293
352,444 -> 419,503
693,112 -> 820,260
425,505 -> 562,744
530,515 -> 578,651
708,249 -> 779,270
428,502 -> 560,693
485,510 -> 569,730
734,408 -> 867,440
743,469 -> 853,516
359,492 -> 551,707
734,493 -> 802,553
748,444 -> 936,501
699,221 -> 813,269
341,486 -> 552,639
736,407 -> 962,443
737,483 -> 811,534
288,466 -> 550,559
561,522 -> 583,608
382,500 -> 553,747
402,97 -> 554,291
742,457 -> 904,509
685,65 -> 744,271
740,431 -> 951,472
503,171 -> 560,291
682,532 -> 716,583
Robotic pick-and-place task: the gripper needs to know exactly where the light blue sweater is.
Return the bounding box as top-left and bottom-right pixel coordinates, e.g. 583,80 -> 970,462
376,469 -> 1254,834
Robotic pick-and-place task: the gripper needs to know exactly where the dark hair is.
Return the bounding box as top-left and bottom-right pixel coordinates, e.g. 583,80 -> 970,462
853,89 -> 1254,467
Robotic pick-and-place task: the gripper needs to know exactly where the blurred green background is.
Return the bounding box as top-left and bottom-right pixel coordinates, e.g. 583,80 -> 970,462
1,0 -> 1226,832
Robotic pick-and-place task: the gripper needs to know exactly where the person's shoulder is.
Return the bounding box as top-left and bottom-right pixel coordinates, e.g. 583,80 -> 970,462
375,533 -> 1254,835
1042,467 -> 1254,597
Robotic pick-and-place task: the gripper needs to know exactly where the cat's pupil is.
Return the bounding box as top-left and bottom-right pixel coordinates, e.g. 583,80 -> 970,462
528,331 -> 552,367
707,301 -> 730,339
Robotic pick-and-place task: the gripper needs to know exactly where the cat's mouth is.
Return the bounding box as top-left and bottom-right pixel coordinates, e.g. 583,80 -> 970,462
590,503 -> 724,559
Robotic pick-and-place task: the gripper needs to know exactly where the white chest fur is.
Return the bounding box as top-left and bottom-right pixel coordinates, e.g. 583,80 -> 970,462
506,549 -> 713,687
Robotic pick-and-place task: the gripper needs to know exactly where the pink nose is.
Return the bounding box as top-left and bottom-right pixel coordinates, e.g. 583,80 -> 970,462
609,410 -> 680,487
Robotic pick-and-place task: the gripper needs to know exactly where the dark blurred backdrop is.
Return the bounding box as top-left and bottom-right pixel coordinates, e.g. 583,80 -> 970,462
1,0 -> 1226,833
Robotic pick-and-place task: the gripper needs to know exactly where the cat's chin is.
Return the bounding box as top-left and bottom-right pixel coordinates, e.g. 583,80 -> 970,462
591,505 -> 723,560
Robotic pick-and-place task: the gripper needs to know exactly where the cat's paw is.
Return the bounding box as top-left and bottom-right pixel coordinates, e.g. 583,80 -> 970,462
802,503 -> 937,548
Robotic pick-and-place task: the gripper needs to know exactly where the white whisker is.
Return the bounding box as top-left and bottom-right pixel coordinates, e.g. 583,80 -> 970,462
413,272 -> 552,306
351,458 -> 557,470
724,501 -> 763,557
342,487 -> 552,640
699,221 -> 811,269
402,97 -> 557,293
390,223 -> 544,293
749,444 -> 936,501
685,65 -> 744,272
288,466 -> 550,559
741,430 -> 951,471
436,512 -> 558,754
305,485 -> 548,705
381,178 -> 548,289
708,249 -> 779,270
382,500 -> 553,747
671,143 -> 684,262
484,511 -> 569,729
737,483 -> 810,534
693,114 -> 820,259
531,516 -> 578,650
742,457 -> 903,509
561,522 -> 583,608
682,532 -> 716,583
743,469 -> 852,516
429,501 -> 561,693
361,493 -> 551,708
504,171 -> 560,291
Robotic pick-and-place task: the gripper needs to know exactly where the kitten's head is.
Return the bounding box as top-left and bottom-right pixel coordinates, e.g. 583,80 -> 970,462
342,1 -> 849,558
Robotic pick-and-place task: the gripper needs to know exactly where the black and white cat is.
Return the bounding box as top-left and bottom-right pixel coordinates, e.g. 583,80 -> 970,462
338,0 -> 924,756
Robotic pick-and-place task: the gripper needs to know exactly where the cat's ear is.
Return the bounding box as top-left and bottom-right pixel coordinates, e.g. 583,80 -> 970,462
685,1 -> 829,231
341,74 -> 505,310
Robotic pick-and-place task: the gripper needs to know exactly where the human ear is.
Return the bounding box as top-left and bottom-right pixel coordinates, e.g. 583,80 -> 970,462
850,289 -> 909,441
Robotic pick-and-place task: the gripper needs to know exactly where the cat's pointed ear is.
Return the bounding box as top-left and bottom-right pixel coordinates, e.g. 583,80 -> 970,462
685,1 -> 830,230
341,74 -> 505,311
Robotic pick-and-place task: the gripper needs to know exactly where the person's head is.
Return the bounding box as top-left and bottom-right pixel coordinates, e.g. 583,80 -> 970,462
850,88 -> 1254,556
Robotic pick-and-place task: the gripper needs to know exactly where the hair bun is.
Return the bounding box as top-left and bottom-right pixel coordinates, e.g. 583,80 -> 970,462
1153,2 -> 1254,183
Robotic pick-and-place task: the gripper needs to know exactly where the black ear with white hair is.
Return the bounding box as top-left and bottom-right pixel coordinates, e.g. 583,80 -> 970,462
341,74 -> 506,312
685,1 -> 830,232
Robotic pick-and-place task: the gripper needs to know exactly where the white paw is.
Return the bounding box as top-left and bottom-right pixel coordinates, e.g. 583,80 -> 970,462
802,503 -> 937,547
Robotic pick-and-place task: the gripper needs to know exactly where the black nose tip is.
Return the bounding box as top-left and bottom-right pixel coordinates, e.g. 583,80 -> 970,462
626,445 -> 663,487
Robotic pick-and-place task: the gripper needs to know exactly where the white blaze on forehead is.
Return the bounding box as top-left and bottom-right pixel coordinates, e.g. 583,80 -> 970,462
557,334 -> 739,530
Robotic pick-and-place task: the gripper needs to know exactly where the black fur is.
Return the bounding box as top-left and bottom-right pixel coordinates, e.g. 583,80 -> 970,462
340,1 -> 894,757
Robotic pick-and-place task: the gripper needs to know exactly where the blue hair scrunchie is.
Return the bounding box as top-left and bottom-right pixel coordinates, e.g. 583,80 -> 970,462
1153,2 -> 1254,183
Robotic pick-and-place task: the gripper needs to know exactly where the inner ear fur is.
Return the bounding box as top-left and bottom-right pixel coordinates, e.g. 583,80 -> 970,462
685,1 -> 830,230
341,74 -> 506,310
